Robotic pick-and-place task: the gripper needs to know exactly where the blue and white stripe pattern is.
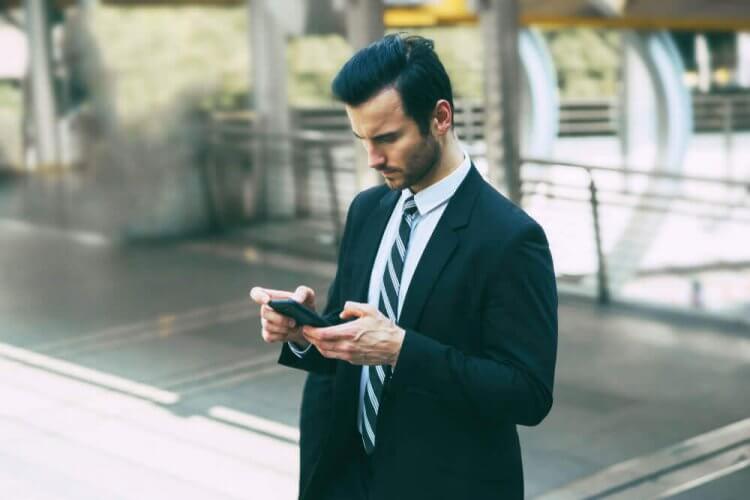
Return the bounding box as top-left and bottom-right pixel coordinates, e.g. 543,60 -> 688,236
361,195 -> 419,455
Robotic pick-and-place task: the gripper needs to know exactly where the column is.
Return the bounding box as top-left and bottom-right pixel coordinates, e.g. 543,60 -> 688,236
480,0 -> 522,203
25,0 -> 60,170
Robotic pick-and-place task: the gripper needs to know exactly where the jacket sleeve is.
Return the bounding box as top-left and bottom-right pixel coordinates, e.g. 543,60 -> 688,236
389,222 -> 558,426
277,193 -> 362,376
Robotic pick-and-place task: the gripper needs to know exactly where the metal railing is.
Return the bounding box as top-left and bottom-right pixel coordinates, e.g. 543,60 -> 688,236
292,92 -> 750,139
520,156 -> 750,308
200,111 -> 355,249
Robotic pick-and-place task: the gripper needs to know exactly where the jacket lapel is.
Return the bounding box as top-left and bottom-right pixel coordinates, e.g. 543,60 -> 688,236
397,165 -> 483,330
332,188 -> 399,433
350,189 -> 400,303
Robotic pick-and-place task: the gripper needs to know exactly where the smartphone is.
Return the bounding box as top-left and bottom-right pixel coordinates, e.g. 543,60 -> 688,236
268,299 -> 331,328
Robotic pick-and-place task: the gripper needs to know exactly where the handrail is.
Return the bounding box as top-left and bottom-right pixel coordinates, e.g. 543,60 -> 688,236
523,189 -> 750,225
521,155 -> 750,305
522,156 -> 750,189
523,178 -> 750,211
206,126 -> 353,145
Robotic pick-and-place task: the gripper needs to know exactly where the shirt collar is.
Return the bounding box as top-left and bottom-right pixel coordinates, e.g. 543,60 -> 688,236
401,152 -> 472,217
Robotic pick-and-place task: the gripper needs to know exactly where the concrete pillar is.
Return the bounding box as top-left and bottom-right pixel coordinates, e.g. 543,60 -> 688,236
695,33 -> 711,93
248,0 -> 294,217
480,0 -> 522,204
344,0 -> 384,190
25,0 -> 60,170
345,0 -> 385,51
737,33 -> 750,88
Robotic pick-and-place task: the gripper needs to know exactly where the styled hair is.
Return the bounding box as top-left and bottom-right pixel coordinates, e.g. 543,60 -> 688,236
331,34 -> 454,135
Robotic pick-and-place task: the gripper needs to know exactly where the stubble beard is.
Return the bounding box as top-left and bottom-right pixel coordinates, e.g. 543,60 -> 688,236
387,133 -> 442,192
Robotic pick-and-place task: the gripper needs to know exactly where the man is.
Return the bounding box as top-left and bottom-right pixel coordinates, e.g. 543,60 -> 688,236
250,34 -> 557,500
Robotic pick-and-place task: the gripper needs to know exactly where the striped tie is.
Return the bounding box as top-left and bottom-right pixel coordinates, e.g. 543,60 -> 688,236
361,195 -> 419,455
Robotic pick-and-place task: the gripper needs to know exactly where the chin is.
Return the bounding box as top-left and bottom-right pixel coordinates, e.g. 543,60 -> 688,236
385,178 -> 406,191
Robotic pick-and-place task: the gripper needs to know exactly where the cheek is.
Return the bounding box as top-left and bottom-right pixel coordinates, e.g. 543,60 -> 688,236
402,146 -> 425,169
397,142 -> 424,166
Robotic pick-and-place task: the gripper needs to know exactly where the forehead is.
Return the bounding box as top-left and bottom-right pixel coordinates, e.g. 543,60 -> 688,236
345,87 -> 410,137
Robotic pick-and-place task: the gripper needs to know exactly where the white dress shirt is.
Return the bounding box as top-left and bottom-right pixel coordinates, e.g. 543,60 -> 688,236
290,153 -> 473,435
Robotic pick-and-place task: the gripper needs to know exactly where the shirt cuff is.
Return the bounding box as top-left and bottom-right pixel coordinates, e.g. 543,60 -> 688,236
288,341 -> 312,357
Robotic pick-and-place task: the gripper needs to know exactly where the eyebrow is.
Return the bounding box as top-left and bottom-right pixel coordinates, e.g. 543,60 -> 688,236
352,129 -> 401,141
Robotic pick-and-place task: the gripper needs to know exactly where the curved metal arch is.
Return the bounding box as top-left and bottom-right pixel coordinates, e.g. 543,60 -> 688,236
603,31 -> 693,292
519,28 -> 559,158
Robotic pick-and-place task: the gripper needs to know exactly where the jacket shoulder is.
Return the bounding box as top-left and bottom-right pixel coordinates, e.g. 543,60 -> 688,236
347,184 -> 391,220
353,183 -> 390,208
473,182 -> 544,242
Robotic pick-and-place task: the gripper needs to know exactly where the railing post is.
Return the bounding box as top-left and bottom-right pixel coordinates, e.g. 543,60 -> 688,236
589,172 -> 610,304
323,144 -> 342,252
293,136 -> 310,218
246,117 -> 268,221
723,96 -> 734,178
197,113 -> 221,231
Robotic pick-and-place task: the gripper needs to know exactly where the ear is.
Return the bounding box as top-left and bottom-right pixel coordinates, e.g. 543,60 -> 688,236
432,99 -> 453,136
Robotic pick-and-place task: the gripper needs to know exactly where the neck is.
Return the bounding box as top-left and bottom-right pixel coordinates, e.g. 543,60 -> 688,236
411,134 -> 464,193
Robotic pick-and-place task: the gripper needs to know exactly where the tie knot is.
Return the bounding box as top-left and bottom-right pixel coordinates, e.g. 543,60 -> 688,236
403,196 -> 419,219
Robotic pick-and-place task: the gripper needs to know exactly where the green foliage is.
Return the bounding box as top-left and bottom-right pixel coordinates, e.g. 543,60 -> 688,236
0,83 -> 22,164
543,28 -> 621,98
88,5 -> 250,130
286,26 -> 619,104
0,83 -> 21,109
287,34 -> 353,106
395,26 -> 483,100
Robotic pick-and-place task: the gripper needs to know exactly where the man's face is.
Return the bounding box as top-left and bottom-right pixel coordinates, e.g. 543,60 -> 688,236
346,87 -> 440,192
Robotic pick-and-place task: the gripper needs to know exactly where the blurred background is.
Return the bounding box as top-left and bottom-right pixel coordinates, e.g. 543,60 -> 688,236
0,1 -> 749,499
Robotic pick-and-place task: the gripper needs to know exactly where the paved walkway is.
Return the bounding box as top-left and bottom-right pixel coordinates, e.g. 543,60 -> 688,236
1,217 -> 749,499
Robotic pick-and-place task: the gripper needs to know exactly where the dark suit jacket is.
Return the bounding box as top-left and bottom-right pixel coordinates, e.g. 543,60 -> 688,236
279,166 -> 558,500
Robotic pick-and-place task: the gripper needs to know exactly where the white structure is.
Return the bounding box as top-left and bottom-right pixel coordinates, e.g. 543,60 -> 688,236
0,24 -> 27,80
737,32 -> 750,87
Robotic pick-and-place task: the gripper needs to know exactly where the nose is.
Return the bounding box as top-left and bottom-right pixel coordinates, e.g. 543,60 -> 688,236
365,142 -> 386,169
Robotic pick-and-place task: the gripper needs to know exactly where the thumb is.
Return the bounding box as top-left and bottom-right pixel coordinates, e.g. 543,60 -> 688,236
249,287 -> 270,305
339,301 -> 373,320
293,285 -> 315,304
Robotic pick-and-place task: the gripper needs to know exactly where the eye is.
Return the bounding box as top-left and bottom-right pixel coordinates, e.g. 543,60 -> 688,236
376,134 -> 398,144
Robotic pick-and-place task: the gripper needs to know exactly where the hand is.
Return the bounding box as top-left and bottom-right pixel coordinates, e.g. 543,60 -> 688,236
249,285 -> 316,348
302,301 -> 405,367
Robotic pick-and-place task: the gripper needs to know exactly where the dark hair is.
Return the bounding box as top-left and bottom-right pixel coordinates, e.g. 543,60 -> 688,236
331,34 -> 454,135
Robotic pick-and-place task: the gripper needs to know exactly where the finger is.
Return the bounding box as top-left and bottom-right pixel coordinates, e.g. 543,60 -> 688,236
261,305 -> 297,328
263,320 -> 297,336
319,340 -> 355,354
339,301 -> 375,320
261,329 -> 286,343
303,324 -> 356,342
301,326 -> 320,342
251,287 -> 297,304
292,285 -> 315,304
302,326 -> 338,343
317,346 -> 348,361
249,287 -> 270,305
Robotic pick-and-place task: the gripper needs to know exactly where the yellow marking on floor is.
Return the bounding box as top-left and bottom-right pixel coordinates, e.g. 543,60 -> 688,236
158,315 -> 176,338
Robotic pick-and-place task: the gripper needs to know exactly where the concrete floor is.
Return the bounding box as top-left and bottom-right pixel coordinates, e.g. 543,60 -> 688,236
1,209 -> 749,498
